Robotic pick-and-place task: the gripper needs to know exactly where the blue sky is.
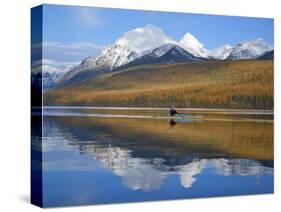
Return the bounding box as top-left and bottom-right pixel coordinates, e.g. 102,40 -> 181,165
40,4 -> 273,63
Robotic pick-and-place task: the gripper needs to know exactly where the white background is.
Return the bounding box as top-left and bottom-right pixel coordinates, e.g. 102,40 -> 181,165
0,0 -> 279,211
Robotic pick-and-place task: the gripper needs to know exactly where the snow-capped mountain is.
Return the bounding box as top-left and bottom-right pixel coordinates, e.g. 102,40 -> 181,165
227,38 -> 273,60
115,44 -> 175,69
208,45 -> 233,60
179,33 -> 209,58
117,44 -> 204,69
59,24 -> 177,85
31,59 -> 79,90
43,63 -> 78,89
156,45 -> 204,63
145,43 -> 176,58
52,25 -> 274,88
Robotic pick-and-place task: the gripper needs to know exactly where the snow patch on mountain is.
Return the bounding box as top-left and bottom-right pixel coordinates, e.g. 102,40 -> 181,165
208,45 -> 233,60
118,44 -> 203,69
146,43 -> 177,57
227,38 -> 273,60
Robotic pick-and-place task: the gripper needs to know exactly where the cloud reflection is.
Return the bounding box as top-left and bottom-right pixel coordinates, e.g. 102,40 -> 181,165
38,117 -> 273,191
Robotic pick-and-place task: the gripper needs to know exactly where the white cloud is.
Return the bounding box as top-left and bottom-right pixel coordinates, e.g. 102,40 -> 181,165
31,59 -> 55,67
73,7 -> 104,28
31,41 -> 105,74
42,41 -> 105,62
31,58 -> 80,74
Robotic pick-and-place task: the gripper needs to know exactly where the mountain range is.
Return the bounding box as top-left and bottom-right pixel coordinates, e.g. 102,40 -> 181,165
36,24 -> 273,89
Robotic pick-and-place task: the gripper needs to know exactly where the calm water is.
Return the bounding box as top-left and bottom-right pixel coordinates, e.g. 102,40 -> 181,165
32,107 -> 274,207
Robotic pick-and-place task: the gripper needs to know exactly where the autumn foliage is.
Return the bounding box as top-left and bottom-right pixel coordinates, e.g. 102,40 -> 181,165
44,60 -> 273,109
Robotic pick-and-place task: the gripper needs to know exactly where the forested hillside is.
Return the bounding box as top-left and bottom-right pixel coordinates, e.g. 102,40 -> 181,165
44,60 -> 273,109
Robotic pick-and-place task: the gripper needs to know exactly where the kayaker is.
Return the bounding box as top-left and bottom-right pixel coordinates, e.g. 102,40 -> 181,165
170,106 -> 178,116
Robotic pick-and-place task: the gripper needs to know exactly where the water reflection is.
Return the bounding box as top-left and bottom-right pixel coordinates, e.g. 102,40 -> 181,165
169,119 -> 177,127
40,113 -> 273,192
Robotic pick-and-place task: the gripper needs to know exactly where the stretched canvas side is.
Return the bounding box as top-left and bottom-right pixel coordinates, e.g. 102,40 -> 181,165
31,5 -> 43,208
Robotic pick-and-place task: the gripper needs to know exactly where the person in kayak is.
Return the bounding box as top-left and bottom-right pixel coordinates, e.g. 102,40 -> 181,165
170,106 -> 178,116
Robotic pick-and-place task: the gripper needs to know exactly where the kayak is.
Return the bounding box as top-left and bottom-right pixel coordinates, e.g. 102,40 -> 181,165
173,114 -> 203,119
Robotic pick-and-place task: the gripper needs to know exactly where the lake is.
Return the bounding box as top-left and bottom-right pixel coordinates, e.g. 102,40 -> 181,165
31,107 -> 274,207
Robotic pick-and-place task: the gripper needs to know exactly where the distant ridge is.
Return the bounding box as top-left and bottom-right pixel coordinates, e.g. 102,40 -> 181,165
258,50 -> 274,60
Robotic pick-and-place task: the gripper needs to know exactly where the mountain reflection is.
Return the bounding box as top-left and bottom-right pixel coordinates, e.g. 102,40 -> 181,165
40,115 -> 273,191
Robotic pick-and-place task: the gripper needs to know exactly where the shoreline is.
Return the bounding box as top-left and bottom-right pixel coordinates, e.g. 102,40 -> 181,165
31,106 -> 274,115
